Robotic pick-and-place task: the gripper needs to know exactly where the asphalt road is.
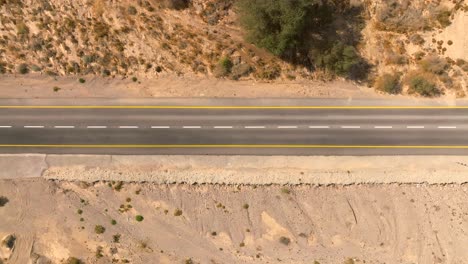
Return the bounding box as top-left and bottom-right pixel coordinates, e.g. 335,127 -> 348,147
1,106 -> 468,155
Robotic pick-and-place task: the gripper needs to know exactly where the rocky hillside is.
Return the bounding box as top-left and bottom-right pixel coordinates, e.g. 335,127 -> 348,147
0,0 -> 467,97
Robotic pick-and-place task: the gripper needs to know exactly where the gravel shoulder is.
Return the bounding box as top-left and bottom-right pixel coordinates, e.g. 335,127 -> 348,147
2,154 -> 468,184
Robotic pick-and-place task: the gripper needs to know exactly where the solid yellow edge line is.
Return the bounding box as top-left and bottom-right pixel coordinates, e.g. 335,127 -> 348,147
0,144 -> 468,149
0,105 -> 468,109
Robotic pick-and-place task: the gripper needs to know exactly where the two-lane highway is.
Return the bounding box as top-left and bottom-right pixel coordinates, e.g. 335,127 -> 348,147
0,105 -> 468,155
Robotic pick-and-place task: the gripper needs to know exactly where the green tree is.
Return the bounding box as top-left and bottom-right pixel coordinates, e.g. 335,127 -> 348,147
315,42 -> 362,77
237,0 -> 329,59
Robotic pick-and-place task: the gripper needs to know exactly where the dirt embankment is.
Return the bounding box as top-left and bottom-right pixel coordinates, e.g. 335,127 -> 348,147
1,179 -> 468,264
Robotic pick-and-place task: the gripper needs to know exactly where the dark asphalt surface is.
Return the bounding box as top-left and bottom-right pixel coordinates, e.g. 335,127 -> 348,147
0,107 -> 467,155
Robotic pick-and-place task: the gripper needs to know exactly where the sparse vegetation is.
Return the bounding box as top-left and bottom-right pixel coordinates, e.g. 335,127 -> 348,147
0,196 -> 9,207
78,78 -> 86,83
419,56 -> 448,75
113,234 -> 121,243
406,74 -> 441,97
17,63 -> 29,74
111,219 -> 117,225
127,6 -> 137,15
279,236 -> 291,245
375,73 -> 401,94
64,257 -> 84,264
94,225 -> 106,234
280,187 -> 290,194
174,209 -> 183,216
135,215 -> 144,222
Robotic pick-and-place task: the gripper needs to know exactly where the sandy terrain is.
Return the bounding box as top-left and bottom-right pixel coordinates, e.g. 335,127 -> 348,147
0,179 -> 467,264
0,74 -> 380,99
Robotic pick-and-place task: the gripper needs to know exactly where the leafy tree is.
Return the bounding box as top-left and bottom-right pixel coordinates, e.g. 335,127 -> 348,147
315,42 -> 362,77
237,0 -> 330,59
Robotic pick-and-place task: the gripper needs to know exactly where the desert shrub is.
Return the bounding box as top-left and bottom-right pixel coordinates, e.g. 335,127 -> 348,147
237,0 -> 331,58
0,62 -> 5,74
242,203 -> 249,209
174,209 -> 183,216
94,225 -> 106,234
111,219 -> 117,225
214,57 -> 233,77
219,57 -> 233,73
409,34 -> 425,45
162,0 -> 189,10
385,54 -> 408,65
53,86 -> 61,92
127,6 -> 137,15
93,22 -> 109,39
231,63 -> 252,80
31,65 -> 41,72
2,235 -> 15,249
0,196 -> 8,206
315,42 -> 362,77
419,56 -> 448,75
413,51 -> 426,61
436,9 -> 452,28
78,78 -> 85,83
132,76 -> 138,82
279,236 -> 291,245
16,21 -> 29,36
17,63 -> 28,74
65,257 -> 83,264
407,75 -> 440,97
375,73 -> 401,94
113,234 -> 121,243
135,215 -> 144,222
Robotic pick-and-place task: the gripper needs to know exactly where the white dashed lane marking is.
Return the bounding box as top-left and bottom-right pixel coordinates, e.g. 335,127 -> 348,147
374,126 -> 393,129
119,126 -> 139,129
214,126 -> 233,129
407,126 -> 424,129
245,126 -> 266,129
151,126 -> 170,129
0,126 -> 12,128
87,126 -> 107,129
277,126 -> 298,129
341,126 -> 361,129
183,126 -> 201,129
54,126 -> 75,129
309,126 -> 330,129
24,125 -> 44,128
438,126 -> 456,129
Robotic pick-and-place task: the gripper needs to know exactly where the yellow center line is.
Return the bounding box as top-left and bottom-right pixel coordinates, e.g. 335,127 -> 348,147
0,144 -> 468,149
0,105 -> 467,109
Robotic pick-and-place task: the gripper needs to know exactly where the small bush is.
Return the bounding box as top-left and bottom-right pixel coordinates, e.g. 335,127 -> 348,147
53,86 -> 61,92
279,236 -> 291,245
2,235 -> 15,249
215,57 -> 233,77
65,257 -> 84,264
16,22 -> 29,36
174,209 -> 183,216
385,54 -> 408,65
242,203 -> 249,209
409,34 -> 425,45
77,209 -> 83,214
315,42 -> 363,78
132,76 -> 138,82
419,56 -> 448,75
94,225 -> 106,234
280,187 -> 290,194
113,234 -> 121,243
0,196 -> 9,207
135,215 -> 144,222
127,6 -> 137,15
17,63 -> 29,74
162,0 -> 189,10
375,73 -> 401,94
407,75 -> 440,97
436,9 -> 452,28
111,219 -> 117,225
78,78 -> 85,83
